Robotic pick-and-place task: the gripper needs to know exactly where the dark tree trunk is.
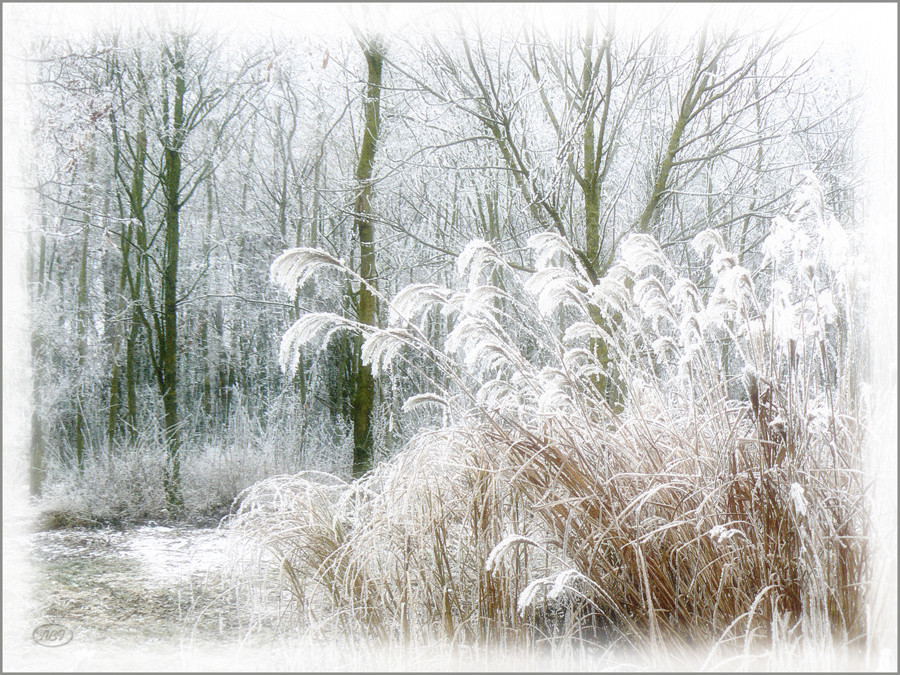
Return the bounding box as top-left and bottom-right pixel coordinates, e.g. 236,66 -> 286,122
74,149 -> 95,472
351,40 -> 384,478
160,40 -> 186,509
124,105 -> 148,441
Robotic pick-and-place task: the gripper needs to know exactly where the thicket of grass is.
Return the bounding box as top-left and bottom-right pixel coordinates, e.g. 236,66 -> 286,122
234,181 -> 871,661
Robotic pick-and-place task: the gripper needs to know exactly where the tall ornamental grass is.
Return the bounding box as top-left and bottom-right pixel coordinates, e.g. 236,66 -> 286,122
234,179 -> 869,657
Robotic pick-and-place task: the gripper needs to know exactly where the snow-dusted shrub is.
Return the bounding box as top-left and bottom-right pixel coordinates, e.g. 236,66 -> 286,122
37,422 -> 319,524
182,445 -> 294,517
243,178 -> 869,652
40,443 -> 170,525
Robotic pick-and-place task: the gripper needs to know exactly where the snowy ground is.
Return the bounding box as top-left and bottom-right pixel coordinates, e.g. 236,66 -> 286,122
3,523 -> 885,672
2,523 -> 645,672
5,523 -> 309,671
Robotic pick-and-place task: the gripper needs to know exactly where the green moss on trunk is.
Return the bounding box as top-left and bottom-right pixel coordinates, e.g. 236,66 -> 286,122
351,41 -> 384,478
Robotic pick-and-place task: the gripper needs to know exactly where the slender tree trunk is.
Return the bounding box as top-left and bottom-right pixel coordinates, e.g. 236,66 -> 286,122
199,178 -> 214,424
124,317 -> 139,437
636,26 -> 714,233
74,149 -> 96,471
107,140 -> 127,447
29,228 -> 47,495
310,150 -> 321,247
636,107 -> 690,232
125,105 -> 148,440
351,40 -> 384,478
30,403 -> 45,495
75,221 -> 89,471
107,345 -> 122,445
575,19 -> 623,410
581,18 -> 602,268
160,40 -> 186,509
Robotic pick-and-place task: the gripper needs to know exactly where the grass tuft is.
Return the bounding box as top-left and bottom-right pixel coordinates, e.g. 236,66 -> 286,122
237,185 -> 871,658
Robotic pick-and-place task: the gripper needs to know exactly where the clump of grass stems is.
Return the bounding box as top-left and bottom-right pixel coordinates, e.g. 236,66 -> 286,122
235,180 -> 870,659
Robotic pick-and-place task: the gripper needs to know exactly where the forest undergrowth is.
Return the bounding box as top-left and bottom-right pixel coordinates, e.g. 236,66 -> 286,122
231,180 -> 872,665
34,417 -> 325,528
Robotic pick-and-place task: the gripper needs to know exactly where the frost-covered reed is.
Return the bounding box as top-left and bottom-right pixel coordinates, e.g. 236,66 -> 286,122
236,179 -> 870,660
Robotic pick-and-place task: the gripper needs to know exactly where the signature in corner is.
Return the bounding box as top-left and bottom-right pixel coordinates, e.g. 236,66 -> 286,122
32,623 -> 73,647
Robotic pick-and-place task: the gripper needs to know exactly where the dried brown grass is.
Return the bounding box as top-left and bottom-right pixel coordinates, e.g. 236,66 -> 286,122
232,374 -> 868,656
239,187 -> 871,661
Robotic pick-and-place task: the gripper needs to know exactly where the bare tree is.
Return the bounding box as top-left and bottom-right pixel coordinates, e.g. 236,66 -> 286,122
101,26 -> 265,507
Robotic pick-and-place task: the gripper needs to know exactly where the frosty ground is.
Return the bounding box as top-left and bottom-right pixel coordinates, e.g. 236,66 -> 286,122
7,523 -> 631,671
0,516 -> 882,672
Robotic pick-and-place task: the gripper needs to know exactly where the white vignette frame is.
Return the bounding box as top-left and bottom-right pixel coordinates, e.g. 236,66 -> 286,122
2,3 -> 896,671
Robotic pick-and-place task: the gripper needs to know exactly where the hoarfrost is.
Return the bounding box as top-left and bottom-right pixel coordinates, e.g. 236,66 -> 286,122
536,367 -> 574,412
707,524 -> 744,543
634,276 -> 674,331
548,569 -> 589,600
401,393 -> 449,413
761,216 -> 795,267
821,215 -> 850,271
457,239 -> 503,290
517,577 -> 555,615
692,228 -> 726,257
711,249 -> 738,276
670,278 -> 703,313
485,534 -> 539,573
816,289 -> 838,326
651,336 -> 678,359
618,233 -> 673,277
789,483 -> 808,517
279,312 -> 357,375
769,280 -> 799,344
270,247 -> 346,291
561,347 -> 598,378
806,396 -> 833,437
516,569 -> 589,615
528,231 -> 578,270
563,321 -> 603,345
361,328 -> 416,376
389,283 -> 453,327
524,267 -> 587,317
592,264 -> 631,314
